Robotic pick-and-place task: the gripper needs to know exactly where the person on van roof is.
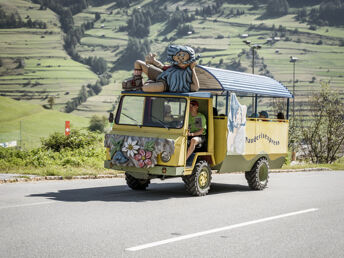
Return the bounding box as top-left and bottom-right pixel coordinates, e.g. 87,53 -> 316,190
186,100 -> 207,161
127,45 -> 200,93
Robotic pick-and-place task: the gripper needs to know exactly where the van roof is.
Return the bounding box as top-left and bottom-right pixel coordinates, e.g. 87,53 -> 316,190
196,65 -> 293,98
122,65 -> 292,98
121,91 -> 212,98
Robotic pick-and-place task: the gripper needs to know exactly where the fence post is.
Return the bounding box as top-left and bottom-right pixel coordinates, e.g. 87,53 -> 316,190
20,120 -> 22,149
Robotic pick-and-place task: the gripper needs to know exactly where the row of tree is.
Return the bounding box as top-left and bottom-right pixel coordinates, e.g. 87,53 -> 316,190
195,3 -> 224,17
65,73 -> 111,113
30,0 -> 111,112
112,37 -> 151,70
296,0 -> 344,26
127,8 -> 151,38
0,7 -> 47,29
213,0 -> 322,7
33,0 -> 87,16
84,56 -> 107,75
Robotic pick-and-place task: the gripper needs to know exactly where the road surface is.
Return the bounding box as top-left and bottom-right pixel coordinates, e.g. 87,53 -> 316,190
0,171 -> 343,257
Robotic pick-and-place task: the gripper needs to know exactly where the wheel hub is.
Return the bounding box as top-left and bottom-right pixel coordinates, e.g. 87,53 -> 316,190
258,164 -> 268,182
198,170 -> 208,188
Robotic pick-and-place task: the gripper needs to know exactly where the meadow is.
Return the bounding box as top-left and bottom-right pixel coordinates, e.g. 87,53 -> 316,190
0,0 -> 98,112
71,0 -> 344,118
1,0 -> 344,147
0,96 -> 90,149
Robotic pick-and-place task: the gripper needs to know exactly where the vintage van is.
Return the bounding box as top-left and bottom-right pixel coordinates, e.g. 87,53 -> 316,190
104,66 -> 292,196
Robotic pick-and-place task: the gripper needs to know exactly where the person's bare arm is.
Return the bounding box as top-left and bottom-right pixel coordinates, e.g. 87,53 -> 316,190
188,128 -> 203,137
190,62 -> 200,91
145,53 -> 164,69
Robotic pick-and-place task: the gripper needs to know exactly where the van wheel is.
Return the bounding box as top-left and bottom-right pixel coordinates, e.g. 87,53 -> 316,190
183,160 -> 212,196
125,173 -> 150,190
245,158 -> 269,190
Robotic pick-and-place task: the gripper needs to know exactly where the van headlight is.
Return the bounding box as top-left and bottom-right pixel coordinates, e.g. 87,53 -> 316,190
161,151 -> 171,163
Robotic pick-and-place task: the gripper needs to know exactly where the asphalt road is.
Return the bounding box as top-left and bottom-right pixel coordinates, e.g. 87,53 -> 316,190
0,171 -> 344,258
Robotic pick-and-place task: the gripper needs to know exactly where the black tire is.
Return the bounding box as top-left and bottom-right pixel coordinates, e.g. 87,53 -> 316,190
125,173 -> 150,190
183,160 -> 212,196
245,158 -> 269,190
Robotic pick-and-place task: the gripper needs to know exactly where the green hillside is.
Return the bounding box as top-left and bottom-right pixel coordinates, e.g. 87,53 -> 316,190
0,0 -> 343,119
72,0 -> 344,117
0,0 -> 98,112
0,96 -> 89,149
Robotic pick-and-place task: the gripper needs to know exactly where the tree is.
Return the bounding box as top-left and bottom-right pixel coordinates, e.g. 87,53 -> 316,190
176,24 -> 194,36
79,85 -> 88,103
15,58 -> 25,69
264,0 -> 289,17
95,12 -> 101,21
47,96 -> 55,109
295,82 -> 344,163
88,115 -> 107,132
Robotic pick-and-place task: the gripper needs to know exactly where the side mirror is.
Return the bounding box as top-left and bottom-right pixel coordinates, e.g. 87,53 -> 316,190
108,112 -> 114,123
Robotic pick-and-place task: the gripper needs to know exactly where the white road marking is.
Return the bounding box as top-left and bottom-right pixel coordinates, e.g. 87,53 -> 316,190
0,201 -> 55,210
126,208 -> 319,251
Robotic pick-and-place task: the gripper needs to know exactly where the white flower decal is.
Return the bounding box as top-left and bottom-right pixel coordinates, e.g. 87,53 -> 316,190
122,137 -> 140,157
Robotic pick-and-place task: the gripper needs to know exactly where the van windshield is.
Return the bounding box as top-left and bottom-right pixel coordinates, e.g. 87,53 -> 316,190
115,96 -> 187,129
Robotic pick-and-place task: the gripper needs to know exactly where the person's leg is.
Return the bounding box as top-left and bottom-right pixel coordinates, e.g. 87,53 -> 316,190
142,81 -> 166,92
186,137 -> 201,160
122,60 -> 148,90
134,60 -> 149,75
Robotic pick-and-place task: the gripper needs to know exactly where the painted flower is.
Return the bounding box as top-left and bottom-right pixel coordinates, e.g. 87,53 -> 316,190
134,149 -> 153,168
112,151 -> 128,164
122,137 -> 140,157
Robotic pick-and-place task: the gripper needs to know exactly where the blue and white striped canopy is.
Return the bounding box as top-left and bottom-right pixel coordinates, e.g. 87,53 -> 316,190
196,65 -> 292,98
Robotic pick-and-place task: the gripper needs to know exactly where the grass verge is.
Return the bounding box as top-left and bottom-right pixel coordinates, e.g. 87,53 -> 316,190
0,166 -> 123,178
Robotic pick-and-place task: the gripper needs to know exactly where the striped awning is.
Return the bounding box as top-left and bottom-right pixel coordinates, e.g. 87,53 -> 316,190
195,65 -> 293,98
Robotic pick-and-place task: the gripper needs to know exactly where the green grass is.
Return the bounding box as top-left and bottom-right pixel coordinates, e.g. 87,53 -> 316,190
0,96 -> 90,149
282,162 -> 344,171
0,166 -> 123,177
0,0 -> 98,109
2,0 -> 344,120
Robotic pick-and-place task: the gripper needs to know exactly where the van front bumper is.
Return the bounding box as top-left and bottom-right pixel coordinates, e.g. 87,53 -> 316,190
104,160 -> 185,177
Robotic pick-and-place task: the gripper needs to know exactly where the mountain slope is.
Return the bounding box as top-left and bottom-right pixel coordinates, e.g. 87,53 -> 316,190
0,0 -> 98,112
0,96 -> 89,148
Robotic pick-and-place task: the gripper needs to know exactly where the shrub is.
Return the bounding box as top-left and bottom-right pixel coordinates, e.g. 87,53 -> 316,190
0,132 -> 105,170
176,24 -> 194,36
309,25 -> 317,31
41,130 -> 100,152
295,82 -> 344,163
88,115 -> 107,132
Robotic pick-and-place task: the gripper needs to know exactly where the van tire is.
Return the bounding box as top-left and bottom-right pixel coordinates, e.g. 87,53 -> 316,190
125,173 -> 150,190
245,158 -> 269,190
183,160 -> 212,196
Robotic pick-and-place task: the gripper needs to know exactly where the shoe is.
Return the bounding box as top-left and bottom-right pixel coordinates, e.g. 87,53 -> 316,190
122,75 -> 143,91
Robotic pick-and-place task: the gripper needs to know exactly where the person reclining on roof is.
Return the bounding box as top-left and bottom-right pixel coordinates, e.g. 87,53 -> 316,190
123,45 -> 200,93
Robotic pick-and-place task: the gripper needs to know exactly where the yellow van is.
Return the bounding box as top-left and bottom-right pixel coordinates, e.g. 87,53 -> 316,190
105,66 -> 292,196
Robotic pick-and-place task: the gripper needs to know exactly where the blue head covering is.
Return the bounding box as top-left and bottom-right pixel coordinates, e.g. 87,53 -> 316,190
166,45 -> 199,65
157,45 -> 200,93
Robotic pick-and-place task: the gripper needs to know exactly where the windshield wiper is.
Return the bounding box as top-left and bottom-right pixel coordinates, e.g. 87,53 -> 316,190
122,113 -> 140,126
151,115 -> 169,129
